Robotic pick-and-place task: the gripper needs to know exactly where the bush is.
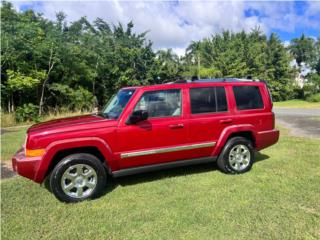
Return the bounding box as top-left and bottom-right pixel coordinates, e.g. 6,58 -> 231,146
15,103 -> 39,122
306,93 -> 320,102
269,81 -> 299,101
302,83 -> 317,99
69,87 -> 94,112
1,112 -> 16,127
49,84 -> 94,112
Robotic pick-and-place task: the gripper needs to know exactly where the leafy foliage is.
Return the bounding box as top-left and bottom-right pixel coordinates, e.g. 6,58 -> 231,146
306,93 -> 320,102
183,30 -> 298,101
289,34 -> 315,66
15,103 -> 39,122
6,70 -> 42,91
1,1 -> 319,115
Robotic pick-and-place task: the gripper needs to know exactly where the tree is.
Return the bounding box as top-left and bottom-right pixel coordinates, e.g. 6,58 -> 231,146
6,69 -> 43,112
155,49 -> 182,82
289,34 -> 315,67
186,41 -> 202,79
183,31 -> 293,100
1,2 -> 159,113
1,1 -> 318,115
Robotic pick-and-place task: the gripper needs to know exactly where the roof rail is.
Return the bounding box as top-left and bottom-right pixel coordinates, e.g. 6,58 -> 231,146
194,78 -> 260,83
171,78 -> 262,84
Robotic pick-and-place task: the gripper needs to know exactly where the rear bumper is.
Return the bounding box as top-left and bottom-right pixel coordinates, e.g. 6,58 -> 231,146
12,148 -> 42,183
256,129 -> 280,150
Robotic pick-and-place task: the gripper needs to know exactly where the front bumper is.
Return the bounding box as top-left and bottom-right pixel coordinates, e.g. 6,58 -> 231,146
256,129 -> 280,150
12,148 -> 42,183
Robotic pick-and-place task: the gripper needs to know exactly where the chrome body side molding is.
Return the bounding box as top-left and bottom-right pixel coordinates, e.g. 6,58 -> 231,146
120,141 -> 216,159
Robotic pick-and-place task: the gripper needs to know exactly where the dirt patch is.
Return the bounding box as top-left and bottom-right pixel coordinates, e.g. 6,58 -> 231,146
0,129 -> 8,135
1,162 -> 16,179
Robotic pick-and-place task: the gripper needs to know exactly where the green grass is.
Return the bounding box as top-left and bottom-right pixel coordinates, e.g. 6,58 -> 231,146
1,126 -> 320,239
1,127 -> 28,161
274,99 -> 320,108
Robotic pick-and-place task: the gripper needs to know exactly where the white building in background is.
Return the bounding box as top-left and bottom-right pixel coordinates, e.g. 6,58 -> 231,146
290,60 -> 314,88
295,73 -> 307,88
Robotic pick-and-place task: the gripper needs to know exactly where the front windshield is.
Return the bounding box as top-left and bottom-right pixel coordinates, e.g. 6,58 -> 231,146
101,89 -> 135,119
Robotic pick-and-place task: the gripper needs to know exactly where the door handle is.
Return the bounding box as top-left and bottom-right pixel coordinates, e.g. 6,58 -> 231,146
169,123 -> 184,129
220,119 -> 233,124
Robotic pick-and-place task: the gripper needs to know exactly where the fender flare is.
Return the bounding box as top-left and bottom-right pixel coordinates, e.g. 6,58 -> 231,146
212,124 -> 257,156
34,137 -> 115,183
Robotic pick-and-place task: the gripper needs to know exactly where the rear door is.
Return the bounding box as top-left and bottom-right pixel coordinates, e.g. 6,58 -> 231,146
231,84 -> 274,132
187,85 -> 232,158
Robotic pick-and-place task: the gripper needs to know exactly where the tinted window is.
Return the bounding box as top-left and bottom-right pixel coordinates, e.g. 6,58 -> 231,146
134,89 -> 181,118
233,86 -> 264,110
190,87 -> 228,114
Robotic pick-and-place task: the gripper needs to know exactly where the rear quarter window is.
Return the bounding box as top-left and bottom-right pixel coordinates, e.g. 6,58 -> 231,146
233,86 -> 264,110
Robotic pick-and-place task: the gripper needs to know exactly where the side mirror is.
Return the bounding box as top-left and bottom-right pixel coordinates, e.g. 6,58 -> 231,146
126,110 -> 148,124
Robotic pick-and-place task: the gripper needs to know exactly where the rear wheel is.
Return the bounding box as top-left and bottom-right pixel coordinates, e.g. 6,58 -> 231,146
217,137 -> 254,174
50,153 -> 107,203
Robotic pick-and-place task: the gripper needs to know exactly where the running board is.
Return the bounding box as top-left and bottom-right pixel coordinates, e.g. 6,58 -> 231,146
112,156 -> 217,178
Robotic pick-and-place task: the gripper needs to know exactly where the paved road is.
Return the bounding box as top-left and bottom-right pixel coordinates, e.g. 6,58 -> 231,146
274,108 -> 320,139
274,108 -> 320,117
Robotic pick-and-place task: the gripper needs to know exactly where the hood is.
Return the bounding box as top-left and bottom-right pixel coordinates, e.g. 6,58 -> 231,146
28,114 -> 108,134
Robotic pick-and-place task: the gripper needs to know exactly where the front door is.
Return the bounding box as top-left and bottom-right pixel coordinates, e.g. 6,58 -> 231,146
116,88 -> 190,169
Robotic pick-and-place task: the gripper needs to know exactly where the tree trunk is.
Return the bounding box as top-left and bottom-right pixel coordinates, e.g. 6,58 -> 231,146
11,94 -> 14,112
39,78 -> 48,115
93,58 -> 99,96
8,98 -> 11,114
39,43 -> 55,116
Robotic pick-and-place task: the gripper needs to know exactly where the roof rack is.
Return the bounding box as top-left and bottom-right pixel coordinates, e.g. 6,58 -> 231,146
173,78 -> 260,84
194,78 -> 260,83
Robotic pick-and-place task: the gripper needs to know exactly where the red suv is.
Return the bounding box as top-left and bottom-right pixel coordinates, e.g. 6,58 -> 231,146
12,78 -> 279,202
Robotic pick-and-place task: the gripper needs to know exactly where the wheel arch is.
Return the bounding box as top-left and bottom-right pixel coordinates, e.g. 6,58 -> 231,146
46,146 -> 109,178
227,131 -> 255,147
213,125 -> 257,156
34,137 -> 115,183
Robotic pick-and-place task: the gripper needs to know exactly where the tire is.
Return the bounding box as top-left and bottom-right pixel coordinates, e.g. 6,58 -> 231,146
217,137 -> 254,174
50,153 -> 107,203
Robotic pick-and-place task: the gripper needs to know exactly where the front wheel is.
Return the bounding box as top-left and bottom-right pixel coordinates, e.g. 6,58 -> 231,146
50,153 -> 107,203
217,137 -> 254,174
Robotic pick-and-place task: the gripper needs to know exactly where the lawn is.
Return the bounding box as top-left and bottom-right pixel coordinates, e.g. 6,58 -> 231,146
274,99 -> 320,108
1,127 -> 27,161
1,126 -> 320,239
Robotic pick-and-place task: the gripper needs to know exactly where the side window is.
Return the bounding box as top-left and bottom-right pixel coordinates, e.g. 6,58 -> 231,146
233,86 -> 264,110
190,87 -> 228,114
134,89 -> 181,118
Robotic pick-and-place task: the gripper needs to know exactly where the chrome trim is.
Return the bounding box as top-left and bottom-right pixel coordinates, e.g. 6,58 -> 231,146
120,141 -> 216,159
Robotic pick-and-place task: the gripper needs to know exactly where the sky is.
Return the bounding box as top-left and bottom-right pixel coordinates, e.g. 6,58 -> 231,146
11,0 -> 320,56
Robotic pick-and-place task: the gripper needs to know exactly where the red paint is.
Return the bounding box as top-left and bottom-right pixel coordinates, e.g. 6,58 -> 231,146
12,81 -> 279,183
